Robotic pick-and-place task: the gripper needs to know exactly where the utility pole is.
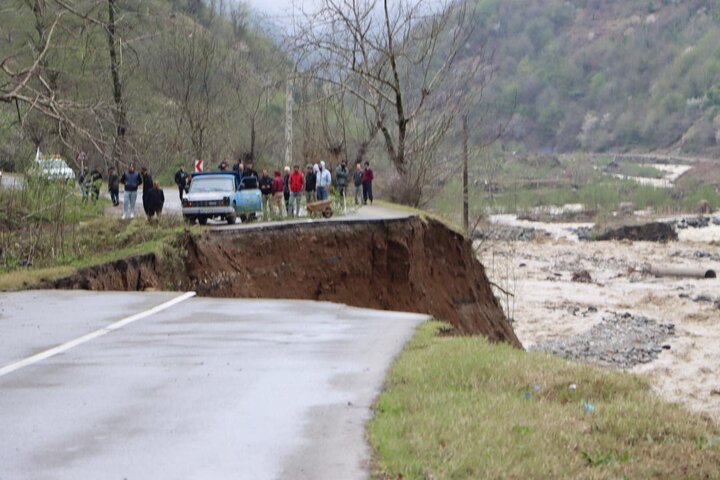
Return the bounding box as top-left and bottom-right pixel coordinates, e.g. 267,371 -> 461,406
284,0 -> 297,169
462,114 -> 469,235
285,78 -> 293,167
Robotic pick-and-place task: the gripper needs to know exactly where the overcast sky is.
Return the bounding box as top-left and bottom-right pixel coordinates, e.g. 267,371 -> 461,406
239,0 -> 446,31
243,0 -> 315,18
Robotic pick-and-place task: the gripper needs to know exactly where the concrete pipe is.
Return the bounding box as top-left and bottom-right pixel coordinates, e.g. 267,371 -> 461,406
647,266 -> 717,279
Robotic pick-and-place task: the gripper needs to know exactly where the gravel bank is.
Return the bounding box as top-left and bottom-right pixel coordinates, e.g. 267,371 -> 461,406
533,312 -> 675,369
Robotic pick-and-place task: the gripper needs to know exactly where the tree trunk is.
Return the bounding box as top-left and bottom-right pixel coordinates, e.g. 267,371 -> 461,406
250,117 -> 256,161
107,0 -> 127,171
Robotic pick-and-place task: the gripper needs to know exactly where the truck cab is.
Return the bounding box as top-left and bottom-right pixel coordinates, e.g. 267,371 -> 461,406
182,172 -> 261,225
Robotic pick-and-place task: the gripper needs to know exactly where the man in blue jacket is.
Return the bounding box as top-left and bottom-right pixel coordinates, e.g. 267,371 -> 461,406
120,164 -> 142,219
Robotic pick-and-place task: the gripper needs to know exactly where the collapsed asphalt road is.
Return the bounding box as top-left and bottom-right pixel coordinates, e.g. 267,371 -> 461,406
0,290 -> 427,480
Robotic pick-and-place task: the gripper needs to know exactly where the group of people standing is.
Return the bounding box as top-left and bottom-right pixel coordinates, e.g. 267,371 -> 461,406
118,165 -> 165,220
84,156 -> 375,223
255,159 -> 374,220
174,157 -> 376,221
86,164 -> 164,220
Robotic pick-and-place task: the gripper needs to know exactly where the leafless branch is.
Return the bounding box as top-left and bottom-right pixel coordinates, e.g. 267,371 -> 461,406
292,0 -> 482,205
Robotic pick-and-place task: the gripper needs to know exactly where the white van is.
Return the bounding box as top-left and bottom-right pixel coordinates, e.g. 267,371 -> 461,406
31,150 -> 75,181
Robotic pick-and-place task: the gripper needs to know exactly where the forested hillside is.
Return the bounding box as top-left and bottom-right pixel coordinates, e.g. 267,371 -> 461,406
0,0 -> 289,174
464,0 -> 720,155
3,0 -> 720,184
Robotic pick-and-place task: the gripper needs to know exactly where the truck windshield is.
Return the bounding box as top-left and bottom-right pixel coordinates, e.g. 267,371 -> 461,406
189,177 -> 234,193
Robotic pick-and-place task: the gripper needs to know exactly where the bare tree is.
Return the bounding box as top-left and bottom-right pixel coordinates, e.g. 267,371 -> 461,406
56,0 -> 131,168
2,1 -> 139,169
106,0 -> 127,170
229,2 -> 249,39
293,0 -> 475,205
1,3 -> 62,123
227,44 -> 286,164
0,4 -> 113,162
157,22 -> 225,163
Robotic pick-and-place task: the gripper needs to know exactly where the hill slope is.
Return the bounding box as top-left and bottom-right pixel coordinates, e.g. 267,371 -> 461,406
463,0 -> 720,155
0,0 -> 288,174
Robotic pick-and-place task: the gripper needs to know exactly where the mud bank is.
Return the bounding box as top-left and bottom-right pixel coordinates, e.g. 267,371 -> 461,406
39,217 -> 520,346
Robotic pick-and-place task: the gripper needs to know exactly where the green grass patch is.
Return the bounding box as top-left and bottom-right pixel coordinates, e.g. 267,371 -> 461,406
0,215 -> 192,290
432,173 -> 720,219
429,152 -> 720,220
375,200 -> 466,235
369,322 -> 720,479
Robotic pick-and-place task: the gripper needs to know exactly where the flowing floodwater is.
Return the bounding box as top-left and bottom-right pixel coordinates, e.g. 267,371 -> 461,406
611,163 -> 693,188
489,213 -> 592,241
489,162 -> 697,239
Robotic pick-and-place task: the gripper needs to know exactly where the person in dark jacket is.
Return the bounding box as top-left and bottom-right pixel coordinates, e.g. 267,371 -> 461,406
335,160 -> 349,200
362,161 -> 374,205
174,165 -> 188,201
272,169 -> 285,218
304,164 -> 316,206
120,164 -> 142,219
241,162 -> 259,189
146,181 -> 165,220
353,162 -> 363,206
108,167 -> 120,206
140,166 -> 154,217
79,167 -> 90,202
89,165 -> 103,202
259,169 -> 273,220
243,159 -> 259,180
282,166 -> 291,215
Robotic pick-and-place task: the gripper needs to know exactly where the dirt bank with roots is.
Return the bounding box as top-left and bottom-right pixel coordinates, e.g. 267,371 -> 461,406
39,217 -> 520,347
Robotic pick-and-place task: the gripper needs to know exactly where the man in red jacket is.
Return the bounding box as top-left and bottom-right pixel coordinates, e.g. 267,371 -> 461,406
362,161 -> 374,205
289,164 -> 305,217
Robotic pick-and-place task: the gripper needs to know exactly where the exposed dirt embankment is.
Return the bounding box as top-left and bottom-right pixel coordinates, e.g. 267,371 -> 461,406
47,253 -> 163,291
39,217 -> 520,346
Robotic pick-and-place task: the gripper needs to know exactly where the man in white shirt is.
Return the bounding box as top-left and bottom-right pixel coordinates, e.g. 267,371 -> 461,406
316,160 -> 332,201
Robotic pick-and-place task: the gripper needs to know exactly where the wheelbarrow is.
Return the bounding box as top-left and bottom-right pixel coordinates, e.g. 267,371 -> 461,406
306,199 -> 333,218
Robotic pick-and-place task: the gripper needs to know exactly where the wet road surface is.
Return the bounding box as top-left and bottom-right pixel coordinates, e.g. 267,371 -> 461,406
0,290 -> 426,480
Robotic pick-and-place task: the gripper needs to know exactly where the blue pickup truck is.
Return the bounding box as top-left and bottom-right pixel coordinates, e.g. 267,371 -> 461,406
182,172 -> 262,225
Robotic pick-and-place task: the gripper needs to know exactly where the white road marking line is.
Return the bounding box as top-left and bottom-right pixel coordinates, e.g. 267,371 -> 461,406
0,291 -> 196,378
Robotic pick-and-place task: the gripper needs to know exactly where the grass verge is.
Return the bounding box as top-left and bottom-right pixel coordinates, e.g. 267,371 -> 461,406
369,322 -> 720,479
0,216 -> 192,290
375,200 -> 466,235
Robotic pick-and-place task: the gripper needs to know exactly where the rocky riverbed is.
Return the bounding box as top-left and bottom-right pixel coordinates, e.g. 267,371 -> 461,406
479,229 -> 720,422
533,312 -> 675,369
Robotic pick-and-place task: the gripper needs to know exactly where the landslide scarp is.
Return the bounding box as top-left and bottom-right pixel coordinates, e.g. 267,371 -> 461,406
37,216 -> 520,347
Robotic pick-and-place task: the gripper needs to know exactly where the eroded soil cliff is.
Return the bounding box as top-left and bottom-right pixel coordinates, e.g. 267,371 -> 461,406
40,217 -> 520,346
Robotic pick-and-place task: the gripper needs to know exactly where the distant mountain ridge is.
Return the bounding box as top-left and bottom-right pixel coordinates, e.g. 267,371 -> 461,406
460,0 -> 720,156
